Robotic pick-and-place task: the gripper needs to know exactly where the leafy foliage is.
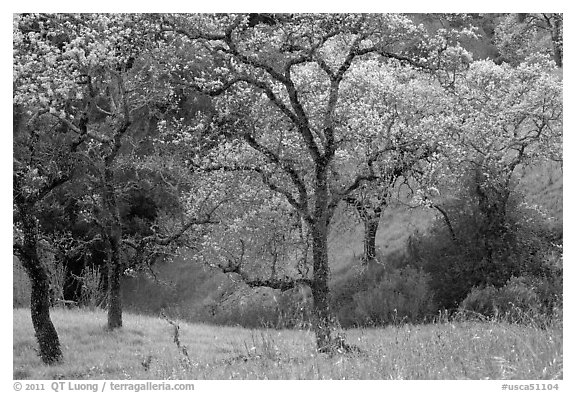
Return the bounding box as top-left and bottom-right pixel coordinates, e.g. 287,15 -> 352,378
460,275 -> 562,325
409,169 -> 562,310
331,255 -> 435,327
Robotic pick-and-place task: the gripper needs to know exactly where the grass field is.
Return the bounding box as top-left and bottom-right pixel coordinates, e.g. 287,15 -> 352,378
13,308 -> 562,380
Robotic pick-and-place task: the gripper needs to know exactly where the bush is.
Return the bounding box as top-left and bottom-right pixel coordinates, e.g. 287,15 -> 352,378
409,169 -> 563,310
200,284 -> 313,329
460,275 -> 561,325
458,285 -> 500,318
79,265 -> 105,310
13,257 -> 30,308
331,261 -> 436,327
352,266 -> 436,326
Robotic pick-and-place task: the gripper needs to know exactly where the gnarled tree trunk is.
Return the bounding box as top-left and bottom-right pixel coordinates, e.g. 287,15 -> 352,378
345,195 -> 383,264
363,208 -> 382,264
311,221 -> 333,351
102,166 -> 124,330
17,204 -> 62,364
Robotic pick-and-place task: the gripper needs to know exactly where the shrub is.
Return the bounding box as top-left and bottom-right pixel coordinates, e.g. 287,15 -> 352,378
352,266 -> 436,326
331,261 -> 436,327
458,285 -> 500,318
409,169 -> 563,310
204,285 -> 313,329
13,257 -> 30,308
460,275 -> 561,325
79,265 -> 105,310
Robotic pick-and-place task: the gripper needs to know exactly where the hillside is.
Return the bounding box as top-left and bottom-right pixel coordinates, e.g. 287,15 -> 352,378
13,308 -> 562,380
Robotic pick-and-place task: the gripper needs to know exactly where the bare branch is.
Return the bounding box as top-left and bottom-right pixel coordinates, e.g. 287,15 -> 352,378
432,203 -> 458,244
335,34 -> 367,82
218,262 -> 313,292
140,203 -> 223,248
357,46 -> 434,71
284,30 -> 341,78
94,103 -> 114,117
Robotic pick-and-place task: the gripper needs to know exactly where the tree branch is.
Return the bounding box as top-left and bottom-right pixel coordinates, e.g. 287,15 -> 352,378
30,172 -> 74,206
284,30 -> 340,78
51,114 -> 111,144
242,133 -> 309,212
432,203 -> 458,244
202,164 -> 311,221
104,120 -> 132,166
189,76 -> 301,132
356,46 -> 434,71
219,262 -> 313,292
138,203 -> 223,248
222,28 -> 288,84
282,76 -> 322,162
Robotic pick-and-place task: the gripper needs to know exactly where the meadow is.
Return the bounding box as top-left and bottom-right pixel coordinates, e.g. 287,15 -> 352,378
13,308 -> 562,380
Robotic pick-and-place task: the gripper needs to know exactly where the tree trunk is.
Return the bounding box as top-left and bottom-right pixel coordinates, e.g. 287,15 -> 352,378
106,245 -> 123,329
18,205 -> 62,364
345,196 -> 383,264
27,262 -> 63,364
362,209 -> 381,264
309,163 -> 343,352
545,13 -> 563,68
475,172 -> 513,287
311,222 -> 333,351
102,167 -> 124,330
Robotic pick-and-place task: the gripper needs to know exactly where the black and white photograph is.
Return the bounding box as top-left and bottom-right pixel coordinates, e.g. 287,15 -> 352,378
11,9 -> 565,386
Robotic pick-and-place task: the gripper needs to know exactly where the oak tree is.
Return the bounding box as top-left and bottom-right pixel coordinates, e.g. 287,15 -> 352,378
162,13 -> 470,351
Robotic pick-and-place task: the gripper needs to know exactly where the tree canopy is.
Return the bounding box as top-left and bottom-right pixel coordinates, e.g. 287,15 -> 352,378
13,13 -> 563,361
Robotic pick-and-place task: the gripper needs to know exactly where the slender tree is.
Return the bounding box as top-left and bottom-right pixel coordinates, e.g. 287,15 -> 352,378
12,109 -> 79,363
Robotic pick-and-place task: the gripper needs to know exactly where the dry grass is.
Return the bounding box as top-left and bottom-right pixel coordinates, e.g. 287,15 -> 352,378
13,308 -> 562,380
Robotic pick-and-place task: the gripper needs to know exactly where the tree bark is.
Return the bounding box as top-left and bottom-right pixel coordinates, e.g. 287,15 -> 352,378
106,248 -> 123,329
474,171 -> 512,286
309,164 -> 340,352
311,221 -> 333,351
433,204 -> 458,244
17,204 -> 62,364
345,196 -> 383,264
550,16 -> 563,68
542,13 -> 563,68
363,210 -> 381,264
102,167 -> 124,330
